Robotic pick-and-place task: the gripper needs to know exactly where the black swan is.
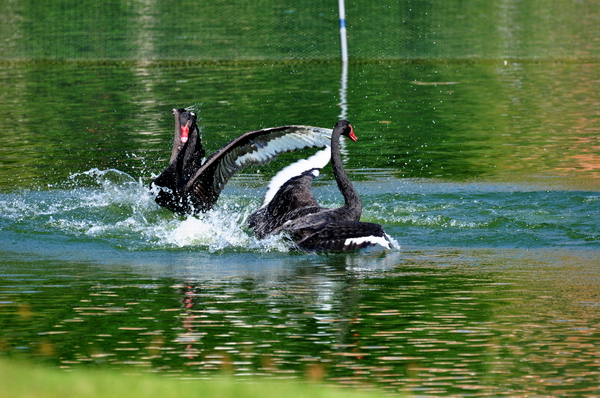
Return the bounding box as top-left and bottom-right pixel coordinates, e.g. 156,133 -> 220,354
150,109 -> 332,214
248,120 -> 392,252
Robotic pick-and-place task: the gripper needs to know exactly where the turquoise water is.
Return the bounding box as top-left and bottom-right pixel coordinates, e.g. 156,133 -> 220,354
1,60 -> 600,396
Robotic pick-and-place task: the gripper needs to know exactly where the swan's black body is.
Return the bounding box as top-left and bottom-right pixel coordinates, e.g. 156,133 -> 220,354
150,109 -> 332,215
248,120 -> 392,252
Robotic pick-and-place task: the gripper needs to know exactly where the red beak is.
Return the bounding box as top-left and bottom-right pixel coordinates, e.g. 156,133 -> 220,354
180,121 -> 190,143
348,125 -> 358,142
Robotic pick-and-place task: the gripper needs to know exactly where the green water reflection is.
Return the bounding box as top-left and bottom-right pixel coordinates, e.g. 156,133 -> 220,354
2,0 -> 598,61
1,248 -> 599,395
1,1 -> 599,396
1,61 -> 599,190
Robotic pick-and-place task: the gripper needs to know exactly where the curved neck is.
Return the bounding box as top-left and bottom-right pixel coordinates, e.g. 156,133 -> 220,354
331,129 -> 362,214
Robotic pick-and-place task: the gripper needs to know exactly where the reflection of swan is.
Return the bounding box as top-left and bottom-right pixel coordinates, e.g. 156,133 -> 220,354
249,120 -> 392,252
150,109 -> 332,215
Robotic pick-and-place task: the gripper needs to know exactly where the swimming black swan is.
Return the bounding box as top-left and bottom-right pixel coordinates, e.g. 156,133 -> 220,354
150,109 -> 332,214
248,120 -> 392,252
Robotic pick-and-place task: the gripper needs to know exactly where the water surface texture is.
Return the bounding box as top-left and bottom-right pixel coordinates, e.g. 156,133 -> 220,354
1,1 -> 600,396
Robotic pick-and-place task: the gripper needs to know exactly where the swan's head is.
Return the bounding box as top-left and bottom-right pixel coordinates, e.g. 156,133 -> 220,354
173,109 -> 197,144
335,119 -> 358,142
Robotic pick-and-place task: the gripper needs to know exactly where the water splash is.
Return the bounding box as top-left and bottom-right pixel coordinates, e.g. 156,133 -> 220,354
4,169 -> 596,252
1,168 -> 291,253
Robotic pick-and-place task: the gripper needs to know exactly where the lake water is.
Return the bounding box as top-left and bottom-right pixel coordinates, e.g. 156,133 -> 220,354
1,58 -> 600,396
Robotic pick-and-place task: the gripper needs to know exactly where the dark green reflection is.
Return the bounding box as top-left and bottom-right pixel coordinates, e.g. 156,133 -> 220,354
2,0 -> 598,61
2,248 -> 600,395
1,61 -> 599,190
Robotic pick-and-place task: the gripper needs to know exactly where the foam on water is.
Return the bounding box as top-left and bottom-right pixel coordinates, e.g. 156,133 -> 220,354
2,168 -> 598,252
150,211 -> 290,253
1,168 -> 292,253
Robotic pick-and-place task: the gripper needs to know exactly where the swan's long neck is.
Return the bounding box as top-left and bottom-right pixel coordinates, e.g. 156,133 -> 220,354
169,109 -> 184,164
331,128 -> 362,216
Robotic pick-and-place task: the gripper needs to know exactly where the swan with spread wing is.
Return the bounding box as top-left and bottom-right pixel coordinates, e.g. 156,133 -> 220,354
150,109 -> 332,215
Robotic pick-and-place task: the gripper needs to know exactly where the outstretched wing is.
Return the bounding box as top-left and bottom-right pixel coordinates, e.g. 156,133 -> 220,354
185,125 -> 332,203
